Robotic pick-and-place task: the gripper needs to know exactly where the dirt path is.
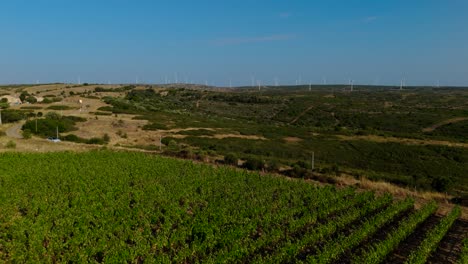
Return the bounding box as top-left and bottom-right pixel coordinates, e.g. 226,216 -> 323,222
195,94 -> 208,108
337,134 -> 468,148
422,117 -> 468,133
290,105 -> 314,124
5,122 -> 24,139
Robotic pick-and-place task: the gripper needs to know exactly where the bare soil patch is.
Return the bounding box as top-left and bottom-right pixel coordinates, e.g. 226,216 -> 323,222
290,105 -> 314,124
337,134 -> 468,148
283,136 -> 303,143
422,117 -> 468,133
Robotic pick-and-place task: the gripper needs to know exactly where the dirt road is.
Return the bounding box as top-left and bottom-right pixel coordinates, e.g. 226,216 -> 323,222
6,122 -> 24,139
422,117 -> 468,132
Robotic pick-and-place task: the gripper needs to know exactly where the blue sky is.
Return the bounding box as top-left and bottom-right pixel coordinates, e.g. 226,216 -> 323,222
1,0 -> 467,86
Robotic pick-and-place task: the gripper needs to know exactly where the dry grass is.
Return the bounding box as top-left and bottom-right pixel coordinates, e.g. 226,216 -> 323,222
201,134 -> 266,140
283,136 -> 303,143
337,134 -> 468,148
335,174 -> 468,219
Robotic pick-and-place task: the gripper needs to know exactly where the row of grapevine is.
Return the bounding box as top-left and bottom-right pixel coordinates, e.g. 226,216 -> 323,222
212,191 -> 376,263
191,187 -> 360,263
353,201 -> 438,264
0,151 -> 464,263
459,239 -> 468,264
406,206 -> 461,264
260,194 -> 393,263
306,198 -> 414,264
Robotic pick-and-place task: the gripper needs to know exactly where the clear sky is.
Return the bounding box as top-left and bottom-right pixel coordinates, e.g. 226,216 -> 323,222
1,0 -> 467,86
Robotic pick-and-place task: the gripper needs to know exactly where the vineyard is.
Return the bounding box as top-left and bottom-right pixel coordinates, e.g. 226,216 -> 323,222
0,151 -> 465,263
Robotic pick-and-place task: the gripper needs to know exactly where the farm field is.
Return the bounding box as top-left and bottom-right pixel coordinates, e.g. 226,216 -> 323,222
0,151 -> 466,263
1,84 -> 468,198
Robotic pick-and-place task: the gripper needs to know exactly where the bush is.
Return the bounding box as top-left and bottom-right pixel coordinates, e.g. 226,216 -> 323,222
167,140 -> 179,151
0,110 -> 25,123
224,153 -> 238,165
431,177 -> 452,192
22,129 -> 32,139
45,112 -> 61,120
47,105 -> 72,110
243,157 -> 265,171
116,130 -> 128,138
103,133 -> 110,143
161,137 -> 174,146
25,96 -> 37,104
6,140 -> 16,149
87,138 -> 106,145
63,134 -> 81,143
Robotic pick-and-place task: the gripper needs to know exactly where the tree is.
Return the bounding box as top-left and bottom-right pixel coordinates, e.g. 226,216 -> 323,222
431,177 -> 452,192
19,92 -> 27,102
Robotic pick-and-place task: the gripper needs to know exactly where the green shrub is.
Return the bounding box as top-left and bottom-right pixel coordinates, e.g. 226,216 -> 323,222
103,134 -> 110,143
224,153 -> 238,165
22,129 -> 32,139
6,140 -> 16,149
47,105 -> 72,110
243,157 -> 265,171
431,177 -> 452,192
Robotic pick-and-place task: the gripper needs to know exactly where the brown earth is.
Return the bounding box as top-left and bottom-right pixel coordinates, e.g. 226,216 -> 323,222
337,134 -> 468,148
422,117 -> 468,133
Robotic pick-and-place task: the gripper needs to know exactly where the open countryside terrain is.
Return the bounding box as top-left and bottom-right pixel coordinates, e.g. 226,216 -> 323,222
0,151 -> 466,263
0,83 -> 467,262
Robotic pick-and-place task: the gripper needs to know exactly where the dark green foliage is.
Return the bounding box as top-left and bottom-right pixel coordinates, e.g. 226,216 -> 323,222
224,153 -> 238,165
94,111 -> 112,116
22,114 -> 85,138
143,122 -> 168,130
41,97 -> 62,104
5,140 -> 16,148
428,120 -> 468,142
100,87 -> 468,194
20,106 -> 42,110
22,129 -> 32,139
97,106 -> 113,112
47,105 -> 72,110
161,137 -> 173,146
63,134 -> 109,145
95,85 -> 135,93
431,177 -> 452,192
25,96 -> 37,104
0,110 -> 26,123
243,157 -> 265,171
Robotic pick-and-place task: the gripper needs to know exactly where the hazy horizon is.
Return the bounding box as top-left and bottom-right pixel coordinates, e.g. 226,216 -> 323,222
1,0 -> 467,86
